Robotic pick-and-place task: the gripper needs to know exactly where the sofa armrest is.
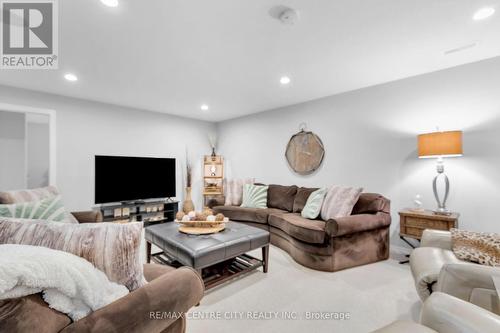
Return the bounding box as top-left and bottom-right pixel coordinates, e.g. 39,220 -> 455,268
325,212 -> 391,237
421,292 -> 500,333
61,266 -> 204,333
71,210 -> 103,223
436,263 -> 500,311
421,230 -> 452,250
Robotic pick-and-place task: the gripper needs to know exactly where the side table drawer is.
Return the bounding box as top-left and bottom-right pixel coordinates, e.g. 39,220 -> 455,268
405,217 -> 450,230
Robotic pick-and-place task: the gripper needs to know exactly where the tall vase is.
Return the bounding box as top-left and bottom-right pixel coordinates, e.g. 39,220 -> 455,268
182,187 -> 195,213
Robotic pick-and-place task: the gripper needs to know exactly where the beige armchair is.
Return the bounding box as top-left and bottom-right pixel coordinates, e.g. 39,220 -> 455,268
373,292 -> 500,333
410,229 -> 500,314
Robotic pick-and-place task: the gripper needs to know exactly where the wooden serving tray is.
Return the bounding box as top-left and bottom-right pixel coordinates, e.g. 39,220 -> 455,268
176,220 -> 226,227
178,225 -> 225,235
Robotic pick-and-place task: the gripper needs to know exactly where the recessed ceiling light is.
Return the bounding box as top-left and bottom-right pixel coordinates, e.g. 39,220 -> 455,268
100,0 -> 119,8
64,73 -> 78,82
200,104 -> 209,111
473,7 -> 495,20
280,76 -> 291,85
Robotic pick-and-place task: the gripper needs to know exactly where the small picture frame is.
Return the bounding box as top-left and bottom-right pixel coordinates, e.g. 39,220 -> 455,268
122,207 -> 130,217
113,208 -> 122,218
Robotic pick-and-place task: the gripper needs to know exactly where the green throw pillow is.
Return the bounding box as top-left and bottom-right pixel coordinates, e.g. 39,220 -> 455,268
301,188 -> 328,219
0,195 -> 70,223
240,184 -> 269,209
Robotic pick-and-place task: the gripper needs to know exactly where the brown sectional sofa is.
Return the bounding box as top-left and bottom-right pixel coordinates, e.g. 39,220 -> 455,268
213,184 -> 391,272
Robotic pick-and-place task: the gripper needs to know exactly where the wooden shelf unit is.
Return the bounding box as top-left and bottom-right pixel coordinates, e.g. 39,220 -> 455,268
203,155 -> 224,207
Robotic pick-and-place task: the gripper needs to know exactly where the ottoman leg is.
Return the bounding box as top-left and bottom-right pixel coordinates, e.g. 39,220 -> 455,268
146,241 -> 151,264
262,245 -> 269,273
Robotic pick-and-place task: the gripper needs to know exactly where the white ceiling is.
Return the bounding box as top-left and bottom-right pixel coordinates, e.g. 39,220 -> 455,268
1,0 -> 500,122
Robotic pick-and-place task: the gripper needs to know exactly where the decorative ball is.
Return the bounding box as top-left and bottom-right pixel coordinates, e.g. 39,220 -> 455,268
188,211 -> 196,218
206,215 -> 216,222
203,208 -> 213,216
215,213 -> 225,221
181,215 -> 190,222
176,211 -> 185,221
196,213 -> 208,221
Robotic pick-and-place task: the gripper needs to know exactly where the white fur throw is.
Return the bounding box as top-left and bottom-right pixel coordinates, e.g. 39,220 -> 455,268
320,185 -> 363,220
224,178 -> 255,206
0,244 -> 129,321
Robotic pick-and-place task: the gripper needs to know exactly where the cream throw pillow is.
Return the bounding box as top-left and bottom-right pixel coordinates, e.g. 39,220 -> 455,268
0,218 -> 146,291
301,188 -> 328,219
0,195 -> 74,223
320,185 -> 363,220
0,186 -> 79,224
224,178 -> 255,206
240,184 -> 269,209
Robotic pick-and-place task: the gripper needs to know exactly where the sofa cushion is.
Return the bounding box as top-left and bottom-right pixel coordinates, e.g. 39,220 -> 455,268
267,184 -> 298,211
0,294 -> 71,333
268,213 -> 326,244
292,187 -> 318,213
352,193 -> 390,214
213,206 -> 286,224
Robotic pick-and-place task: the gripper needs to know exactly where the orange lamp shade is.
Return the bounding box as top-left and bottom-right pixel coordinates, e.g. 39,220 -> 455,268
418,131 -> 463,158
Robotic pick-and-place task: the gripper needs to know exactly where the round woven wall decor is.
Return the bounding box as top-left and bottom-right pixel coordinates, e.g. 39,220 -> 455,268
285,129 -> 325,175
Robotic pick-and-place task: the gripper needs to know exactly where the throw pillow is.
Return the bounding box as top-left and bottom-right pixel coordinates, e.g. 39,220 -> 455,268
292,187 -> 319,213
224,178 -> 254,206
267,184 -> 298,211
240,184 -> 269,209
301,188 -> 328,219
451,228 -> 500,267
0,195 -> 74,223
0,186 -> 59,204
320,185 -> 363,220
0,186 -> 79,224
0,218 -> 146,291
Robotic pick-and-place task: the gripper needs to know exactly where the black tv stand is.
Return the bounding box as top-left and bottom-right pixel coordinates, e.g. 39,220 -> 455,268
121,200 -> 145,205
96,199 -> 179,226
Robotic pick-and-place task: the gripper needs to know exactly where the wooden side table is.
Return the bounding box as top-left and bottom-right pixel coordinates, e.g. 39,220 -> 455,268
398,209 -> 459,264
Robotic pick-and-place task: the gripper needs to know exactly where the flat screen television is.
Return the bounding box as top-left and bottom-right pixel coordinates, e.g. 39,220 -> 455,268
95,155 -> 176,204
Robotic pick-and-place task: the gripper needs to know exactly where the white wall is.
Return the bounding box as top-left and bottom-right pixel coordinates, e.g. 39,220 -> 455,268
0,111 -> 26,190
26,119 -> 50,188
217,56 -> 500,245
0,86 -> 216,211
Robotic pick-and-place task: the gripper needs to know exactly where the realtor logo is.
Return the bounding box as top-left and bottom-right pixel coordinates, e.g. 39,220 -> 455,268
1,0 -> 58,69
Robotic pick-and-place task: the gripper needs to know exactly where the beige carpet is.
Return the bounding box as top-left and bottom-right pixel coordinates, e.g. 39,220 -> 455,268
187,246 -> 421,333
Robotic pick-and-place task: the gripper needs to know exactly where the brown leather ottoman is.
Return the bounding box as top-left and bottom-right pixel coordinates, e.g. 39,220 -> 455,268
145,221 -> 270,289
